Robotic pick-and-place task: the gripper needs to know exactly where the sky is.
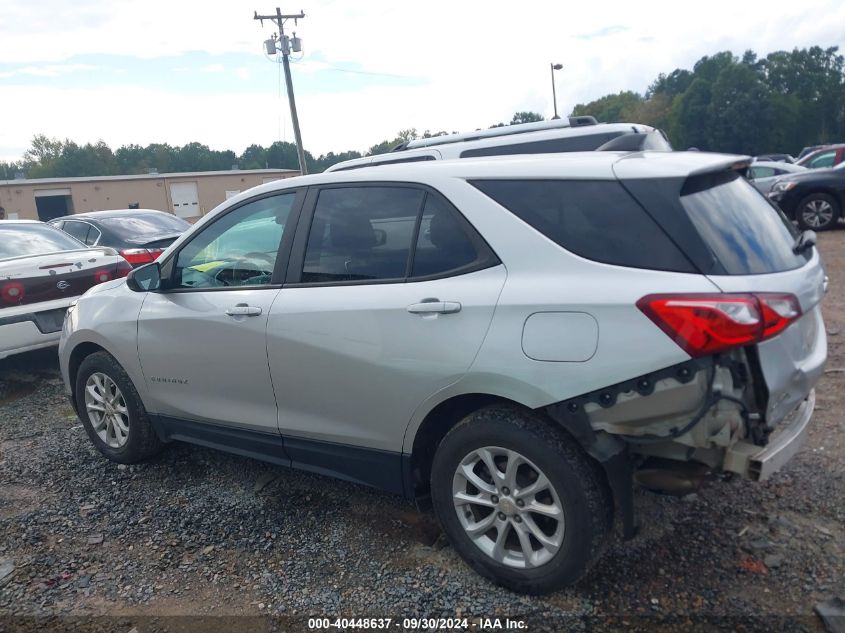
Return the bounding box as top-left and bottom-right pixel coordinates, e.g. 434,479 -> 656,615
1,0 -> 845,163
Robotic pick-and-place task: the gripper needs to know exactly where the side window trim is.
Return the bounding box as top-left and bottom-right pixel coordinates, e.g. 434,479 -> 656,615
283,181 -> 500,288
158,187 -> 306,293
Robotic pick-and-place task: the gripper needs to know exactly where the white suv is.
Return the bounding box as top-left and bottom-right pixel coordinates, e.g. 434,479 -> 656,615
59,150 -> 826,594
325,117 -> 671,172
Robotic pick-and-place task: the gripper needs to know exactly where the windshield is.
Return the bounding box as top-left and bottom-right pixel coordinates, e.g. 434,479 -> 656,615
0,223 -> 86,259
680,172 -> 807,274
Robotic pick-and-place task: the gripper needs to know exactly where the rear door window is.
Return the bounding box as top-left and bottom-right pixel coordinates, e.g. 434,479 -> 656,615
410,193 -> 485,278
302,186 -> 424,283
470,179 -> 695,272
61,220 -> 91,244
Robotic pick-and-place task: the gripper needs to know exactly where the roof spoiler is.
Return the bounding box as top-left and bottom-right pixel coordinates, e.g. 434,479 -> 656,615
596,131 -> 674,152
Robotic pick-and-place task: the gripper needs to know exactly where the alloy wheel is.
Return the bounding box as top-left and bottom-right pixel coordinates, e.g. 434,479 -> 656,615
452,446 -> 564,569
802,199 -> 834,228
84,372 -> 130,448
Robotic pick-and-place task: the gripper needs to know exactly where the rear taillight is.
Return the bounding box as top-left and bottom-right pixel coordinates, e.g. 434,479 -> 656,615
93,269 -> 112,284
637,293 -> 801,357
1,282 -> 25,305
119,248 -> 158,266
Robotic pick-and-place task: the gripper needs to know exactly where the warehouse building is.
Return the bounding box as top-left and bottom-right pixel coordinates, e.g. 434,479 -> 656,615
0,168 -> 299,222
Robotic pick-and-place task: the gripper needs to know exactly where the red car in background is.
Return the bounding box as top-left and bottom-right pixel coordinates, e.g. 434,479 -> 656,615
796,144 -> 845,169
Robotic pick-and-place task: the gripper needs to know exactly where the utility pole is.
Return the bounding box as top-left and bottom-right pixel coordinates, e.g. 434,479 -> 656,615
550,63 -> 563,120
255,7 -> 308,175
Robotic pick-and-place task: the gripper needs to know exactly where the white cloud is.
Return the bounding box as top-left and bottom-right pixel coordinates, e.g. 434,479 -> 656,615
201,63 -> 225,73
0,0 -> 844,159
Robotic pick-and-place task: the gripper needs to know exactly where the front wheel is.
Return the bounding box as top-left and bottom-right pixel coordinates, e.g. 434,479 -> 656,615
430,406 -> 613,594
75,351 -> 163,464
796,193 -> 840,231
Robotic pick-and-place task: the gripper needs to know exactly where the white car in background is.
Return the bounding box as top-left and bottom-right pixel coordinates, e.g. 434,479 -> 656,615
747,160 -> 807,194
0,220 -> 131,360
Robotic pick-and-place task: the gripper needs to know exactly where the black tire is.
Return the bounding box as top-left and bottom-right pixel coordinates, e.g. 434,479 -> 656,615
75,351 -> 163,464
796,192 -> 840,231
430,406 -> 613,594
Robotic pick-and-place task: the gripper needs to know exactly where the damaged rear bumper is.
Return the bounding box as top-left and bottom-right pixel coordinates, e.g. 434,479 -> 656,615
724,389 -> 814,481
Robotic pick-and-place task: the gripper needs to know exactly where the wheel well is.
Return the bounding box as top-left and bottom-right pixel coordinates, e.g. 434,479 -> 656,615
409,393 -> 525,503
67,342 -> 108,412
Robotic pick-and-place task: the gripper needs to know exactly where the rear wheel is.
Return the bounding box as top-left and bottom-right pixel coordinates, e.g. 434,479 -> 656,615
75,351 -> 163,464
430,406 -> 612,594
796,193 -> 839,231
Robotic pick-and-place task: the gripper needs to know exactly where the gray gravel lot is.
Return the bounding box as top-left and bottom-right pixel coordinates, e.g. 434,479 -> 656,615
1,234 -> 844,633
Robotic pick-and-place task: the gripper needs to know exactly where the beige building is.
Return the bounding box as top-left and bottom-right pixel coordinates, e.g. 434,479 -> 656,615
0,168 -> 299,222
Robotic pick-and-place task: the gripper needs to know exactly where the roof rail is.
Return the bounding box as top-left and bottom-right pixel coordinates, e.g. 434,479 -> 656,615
396,116 -> 599,152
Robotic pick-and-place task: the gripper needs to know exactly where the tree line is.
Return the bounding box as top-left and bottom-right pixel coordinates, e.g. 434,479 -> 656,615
2,45 -> 843,180
572,46 -> 845,155
0,110 -> 544,180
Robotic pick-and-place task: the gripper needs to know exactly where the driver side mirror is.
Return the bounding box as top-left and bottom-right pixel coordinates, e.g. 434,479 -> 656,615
126,262 -> 162,292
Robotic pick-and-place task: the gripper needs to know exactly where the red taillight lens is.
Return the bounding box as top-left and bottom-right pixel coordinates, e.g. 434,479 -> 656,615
150,248 -> 165,261
93,269 -> 112,284
637,293 -> 801,357
119,248 -> 157,266
1,282 -> 25,305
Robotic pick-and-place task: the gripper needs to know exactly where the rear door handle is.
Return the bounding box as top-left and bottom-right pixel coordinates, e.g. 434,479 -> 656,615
407,300 -> 462,314
226,304 -> 262,317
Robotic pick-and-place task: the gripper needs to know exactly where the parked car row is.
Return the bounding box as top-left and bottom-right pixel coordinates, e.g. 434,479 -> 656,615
1,209 -> 191,360
753,143 -> 845,230
49,209 -> 191,267
1,118 -> 832,594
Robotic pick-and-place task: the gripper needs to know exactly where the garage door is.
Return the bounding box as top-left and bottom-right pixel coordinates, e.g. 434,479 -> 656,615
170,182 -> 200,218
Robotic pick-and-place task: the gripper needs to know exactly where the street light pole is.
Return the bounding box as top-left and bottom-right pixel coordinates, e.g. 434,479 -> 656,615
255,7 -> 308,175
550,63 -> 563,120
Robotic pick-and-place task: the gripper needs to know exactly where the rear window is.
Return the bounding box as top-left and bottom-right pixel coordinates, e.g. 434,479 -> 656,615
680,172 -> 807,274
0,224 -> 86,259
99,213 -> 190,239
470,179 -> 695,272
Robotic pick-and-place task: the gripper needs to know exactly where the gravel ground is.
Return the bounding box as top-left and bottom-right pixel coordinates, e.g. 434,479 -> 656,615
1,234 -> 844,633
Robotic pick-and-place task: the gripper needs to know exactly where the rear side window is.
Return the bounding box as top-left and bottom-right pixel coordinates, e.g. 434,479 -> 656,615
679,172 -> 806,274
470,179 -> 695,272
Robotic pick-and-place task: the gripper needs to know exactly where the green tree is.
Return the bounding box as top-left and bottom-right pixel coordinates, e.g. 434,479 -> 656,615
367,129 -> 418,156
572,91 -> 643,122
510,111 -> 543,125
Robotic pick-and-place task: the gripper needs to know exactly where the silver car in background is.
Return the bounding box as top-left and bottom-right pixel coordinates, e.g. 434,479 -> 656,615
59,151 -> 826,594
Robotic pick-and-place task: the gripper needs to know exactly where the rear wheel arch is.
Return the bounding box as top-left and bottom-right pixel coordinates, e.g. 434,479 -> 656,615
408,393 -> 517,502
